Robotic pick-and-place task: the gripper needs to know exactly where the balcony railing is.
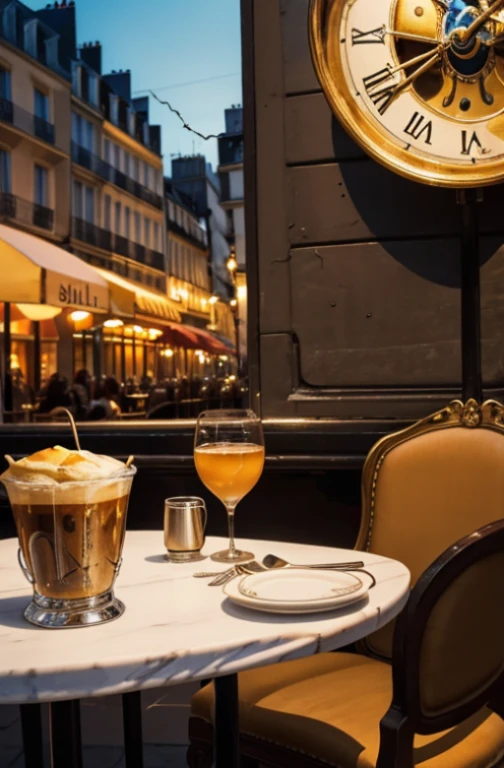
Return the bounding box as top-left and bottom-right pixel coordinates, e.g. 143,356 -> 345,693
72,217 -> 165,271
0,192 -> 54,230
167,219 -> 208,251
72,217 -> 112,251
0,97 -> 55,145
71,142 -> 163,210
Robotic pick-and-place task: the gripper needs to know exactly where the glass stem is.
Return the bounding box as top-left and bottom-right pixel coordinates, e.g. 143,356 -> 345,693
225,504 -> 237,555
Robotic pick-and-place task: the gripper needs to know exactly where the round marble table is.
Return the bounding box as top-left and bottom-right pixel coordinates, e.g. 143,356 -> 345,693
0,532 -> 410,767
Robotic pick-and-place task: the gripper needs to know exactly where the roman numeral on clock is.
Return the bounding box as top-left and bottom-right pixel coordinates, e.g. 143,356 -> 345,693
461,130 -> 482,155
362,69 -> 396,115
351,26 -> 385,45
404,112 -> 432,145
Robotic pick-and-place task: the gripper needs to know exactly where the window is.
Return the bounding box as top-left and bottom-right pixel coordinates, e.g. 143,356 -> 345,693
127,108 -> 135,136
71,111 -> 79,144
168,201 -> 174,220
124,207 -> 131,239
34,164 -> 47,207
153,222 -> 160,251
84,119 -> 94,152
0,67 -> 11,101
113,143 -> 120,170
72,180 -> 83,217
72,64 -> 81,97
84,186 -> 94,223
34,89 -> 48,121
143,163 -> 150,188
134,211 -> 141,242
104,139 -> 111,164
72,113 -> 94,151
104,194 -> 111,230
88,73 -> 99,106
115,201 -> 121,235
109,93 -> 119,125
144,218 -> 150,247
132,156 -> 139,181
0,149 -> 11,193
124,152 -> 130,178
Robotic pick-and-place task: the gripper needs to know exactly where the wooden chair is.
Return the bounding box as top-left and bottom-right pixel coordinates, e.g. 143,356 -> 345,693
188,399 -> 504,767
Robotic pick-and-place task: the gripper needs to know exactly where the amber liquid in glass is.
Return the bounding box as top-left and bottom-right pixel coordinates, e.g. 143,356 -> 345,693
194,443 -> 265,506
11,496 -> 129,599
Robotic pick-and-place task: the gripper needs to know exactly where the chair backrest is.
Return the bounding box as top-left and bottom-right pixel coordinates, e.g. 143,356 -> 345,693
357,399 -> 504,660
377,519 -> 504,767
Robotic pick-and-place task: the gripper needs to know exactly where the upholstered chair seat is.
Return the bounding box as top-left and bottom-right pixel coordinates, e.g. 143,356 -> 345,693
192,654 -> 504,767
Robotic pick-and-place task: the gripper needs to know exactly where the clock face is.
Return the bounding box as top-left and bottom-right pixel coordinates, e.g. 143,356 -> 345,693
310,0 -> 504,186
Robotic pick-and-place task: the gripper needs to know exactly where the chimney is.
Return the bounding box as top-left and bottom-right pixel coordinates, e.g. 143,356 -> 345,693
79,41 -> 102,74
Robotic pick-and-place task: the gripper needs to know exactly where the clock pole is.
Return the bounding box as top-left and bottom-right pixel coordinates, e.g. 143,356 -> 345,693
456,188 -> 483,403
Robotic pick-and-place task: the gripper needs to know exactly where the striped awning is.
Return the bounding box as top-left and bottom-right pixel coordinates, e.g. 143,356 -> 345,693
95,269 -> 181,323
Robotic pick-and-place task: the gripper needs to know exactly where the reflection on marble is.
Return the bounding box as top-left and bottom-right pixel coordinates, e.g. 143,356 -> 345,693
0,534 -> 410,704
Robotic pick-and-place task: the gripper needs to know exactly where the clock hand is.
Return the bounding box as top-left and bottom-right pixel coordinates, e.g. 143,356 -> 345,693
387,46 -> 447,75
366,45 -> 448,113
456,0 -> 504,42
386,28 -> 442,45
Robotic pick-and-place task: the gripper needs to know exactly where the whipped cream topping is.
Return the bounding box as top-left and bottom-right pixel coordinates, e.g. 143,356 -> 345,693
2,446 -> 127,485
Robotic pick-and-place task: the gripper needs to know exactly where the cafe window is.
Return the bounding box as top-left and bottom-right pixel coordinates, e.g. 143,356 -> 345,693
0,149 -> 11,193
34,164 -> 47,207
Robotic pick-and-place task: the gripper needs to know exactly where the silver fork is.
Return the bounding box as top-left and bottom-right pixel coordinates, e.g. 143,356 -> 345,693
208,561 -> 265,587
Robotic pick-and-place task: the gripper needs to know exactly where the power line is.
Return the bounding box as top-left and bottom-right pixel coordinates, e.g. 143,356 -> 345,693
150,91 -> 220,141
133,71 -> 240,95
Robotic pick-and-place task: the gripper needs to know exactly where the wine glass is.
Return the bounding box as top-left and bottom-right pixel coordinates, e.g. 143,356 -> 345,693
194,409 -> 265,563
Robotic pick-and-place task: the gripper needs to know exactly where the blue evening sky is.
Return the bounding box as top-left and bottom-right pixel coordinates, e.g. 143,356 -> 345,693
27,0 -> 242,171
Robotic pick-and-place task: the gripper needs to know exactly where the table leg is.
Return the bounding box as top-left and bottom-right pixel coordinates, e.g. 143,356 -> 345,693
20,703 -> 44,768
214,674 -> 240,768
49,699 -> 83,768
122,691 -> 144,768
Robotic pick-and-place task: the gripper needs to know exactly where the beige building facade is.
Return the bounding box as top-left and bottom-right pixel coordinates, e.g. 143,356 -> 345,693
0,39 -> 71,242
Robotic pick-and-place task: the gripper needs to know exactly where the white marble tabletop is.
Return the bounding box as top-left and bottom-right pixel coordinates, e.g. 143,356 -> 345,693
0,533 -> 410,704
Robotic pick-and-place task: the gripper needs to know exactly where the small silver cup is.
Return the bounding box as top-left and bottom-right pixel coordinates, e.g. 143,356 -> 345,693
164,497 -> 207,562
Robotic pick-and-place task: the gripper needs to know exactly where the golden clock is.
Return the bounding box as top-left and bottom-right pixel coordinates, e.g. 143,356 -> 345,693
309,0 -> 504,186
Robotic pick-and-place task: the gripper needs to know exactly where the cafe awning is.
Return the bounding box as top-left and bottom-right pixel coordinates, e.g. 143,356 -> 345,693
95,268 -> 181,324
160,322 -> 236,355
0,225 -> 109,312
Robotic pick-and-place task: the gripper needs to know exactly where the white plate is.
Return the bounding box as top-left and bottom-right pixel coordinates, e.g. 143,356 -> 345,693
223,569 -> 371,615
